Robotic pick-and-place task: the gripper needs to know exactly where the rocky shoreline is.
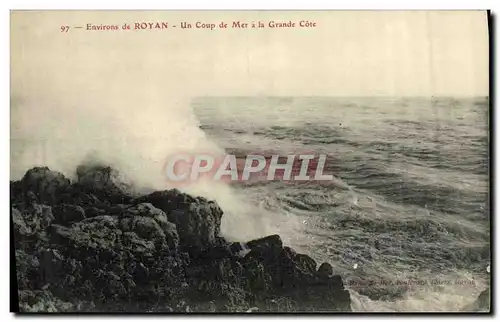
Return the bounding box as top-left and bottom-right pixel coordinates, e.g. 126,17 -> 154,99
12,165 -> 352,312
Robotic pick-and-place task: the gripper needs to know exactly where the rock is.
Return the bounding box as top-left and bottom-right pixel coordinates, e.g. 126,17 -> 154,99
12,165 -> 352,312
82,206 -> 105,219
124,203 -> 179,250
121,231 -> 156,256
229,242 -> 247,255
283,246 -> 297,258
15,249 -> 40,289
293,281 -> 351,312
76,164 -> 133,203
52,204 -> 86,225
25,191 -> 38,206
240,234 -> 351,311
20,167 -> 71,204
135,189 -> 198,213
58,190 -> 101,206
247,234 -> 283,250
194,245 -> 233,262
13,204 -> 54,249
294,254 -> 317,276
137,190 -> 223,252
28,204 -> 55,231
120,216 -> 168,250
11,180 -> 23,205
317,262 -> 334,279
13,207 -> 32,237
18,290 -> 76,312
243,235 -> 285,270
243,235 -> 304,291
44,215 -> 187,307
38,248 -> 83,295
278,252 -> 317,290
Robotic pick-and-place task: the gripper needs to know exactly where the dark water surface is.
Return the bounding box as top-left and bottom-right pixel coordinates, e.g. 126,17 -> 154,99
194,96 -> 490,312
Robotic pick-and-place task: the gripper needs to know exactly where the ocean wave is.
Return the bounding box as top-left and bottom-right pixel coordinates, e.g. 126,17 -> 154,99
194,96 -> 489,312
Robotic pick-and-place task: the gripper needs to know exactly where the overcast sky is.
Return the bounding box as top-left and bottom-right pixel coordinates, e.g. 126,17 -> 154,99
11,10 -> 488,98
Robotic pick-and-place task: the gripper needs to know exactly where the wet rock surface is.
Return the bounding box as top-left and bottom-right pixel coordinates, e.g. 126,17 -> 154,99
12,166 -> 352,312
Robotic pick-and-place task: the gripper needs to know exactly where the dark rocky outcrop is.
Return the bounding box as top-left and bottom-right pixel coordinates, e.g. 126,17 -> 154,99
52,204 -> 86,226
135,190 -> 223,253
19,167 -> 71,205
12,166 -> 351,312
74,164 -> 134,204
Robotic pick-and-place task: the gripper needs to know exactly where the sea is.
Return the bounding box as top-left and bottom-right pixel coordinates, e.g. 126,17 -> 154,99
192,96 -> 490,312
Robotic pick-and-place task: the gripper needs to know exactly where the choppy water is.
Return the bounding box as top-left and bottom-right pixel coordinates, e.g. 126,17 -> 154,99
193,96 -> 490,312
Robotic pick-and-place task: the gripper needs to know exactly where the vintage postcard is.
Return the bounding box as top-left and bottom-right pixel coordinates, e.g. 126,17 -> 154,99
10,10 -> 490,313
